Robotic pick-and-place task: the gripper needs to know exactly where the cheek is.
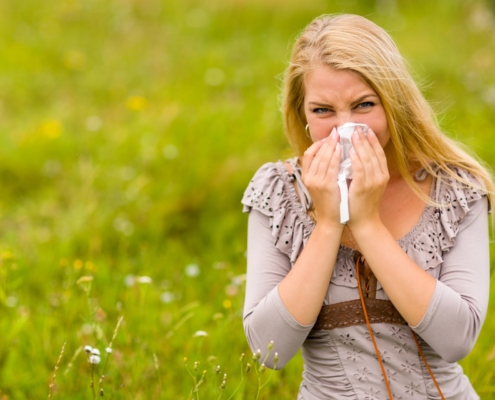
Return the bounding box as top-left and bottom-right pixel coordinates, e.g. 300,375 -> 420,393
310,120 -> 334,141
366,113 -> 390,147
375,125 -> 391,148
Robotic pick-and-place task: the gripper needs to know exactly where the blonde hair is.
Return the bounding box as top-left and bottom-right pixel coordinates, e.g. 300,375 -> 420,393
282,14 -> 495,210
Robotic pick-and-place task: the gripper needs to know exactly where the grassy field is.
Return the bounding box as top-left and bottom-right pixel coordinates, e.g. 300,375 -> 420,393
0,0 -> 495,398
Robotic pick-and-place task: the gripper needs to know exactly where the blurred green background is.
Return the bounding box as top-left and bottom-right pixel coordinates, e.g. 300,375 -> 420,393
0,0 -> 494,398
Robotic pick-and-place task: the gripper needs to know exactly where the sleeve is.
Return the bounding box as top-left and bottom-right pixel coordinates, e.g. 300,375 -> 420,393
411,196 -> 490,362
243,210 -> 314,369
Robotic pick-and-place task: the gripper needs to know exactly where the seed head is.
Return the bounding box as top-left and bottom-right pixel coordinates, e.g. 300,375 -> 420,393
136,276 -> 152,284
245,363 -> 251,373
215,365 -> 221,374
273,352 -> 279,364
89,355 -> 101,364
84,346 -> 93,354
239,353 -> 245,361
267,340 -> 274,351
194,361 -> 199,371
259,363 -> 266,374
105,347 -> 112,354
91,348 -> 100,356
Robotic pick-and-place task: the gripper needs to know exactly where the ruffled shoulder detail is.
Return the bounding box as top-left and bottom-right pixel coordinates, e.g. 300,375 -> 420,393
400,165 -> 487,271
241,160 -> 315,264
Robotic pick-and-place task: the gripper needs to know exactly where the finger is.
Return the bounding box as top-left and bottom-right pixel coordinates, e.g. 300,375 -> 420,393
367,129 -> 389,176
351,129 -> 373,181
302,140 -> 326,177
349,146 -> 363,181
360,129 -> 383,179
326,141 -> 342,182
312,129 -> 339,178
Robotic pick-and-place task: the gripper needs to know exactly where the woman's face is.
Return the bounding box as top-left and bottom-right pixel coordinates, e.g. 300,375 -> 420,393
303,66 -> 391,153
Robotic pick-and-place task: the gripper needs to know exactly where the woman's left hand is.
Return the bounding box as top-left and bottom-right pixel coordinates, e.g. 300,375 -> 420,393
347,127 -> 389,230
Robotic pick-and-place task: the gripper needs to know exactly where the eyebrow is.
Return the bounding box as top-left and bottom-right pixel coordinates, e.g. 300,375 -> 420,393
307,94 -> 379,108
350,94 -> 379,107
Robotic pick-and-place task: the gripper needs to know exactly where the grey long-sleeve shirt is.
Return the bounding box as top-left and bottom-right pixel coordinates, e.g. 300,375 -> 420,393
242,159 -> 490,400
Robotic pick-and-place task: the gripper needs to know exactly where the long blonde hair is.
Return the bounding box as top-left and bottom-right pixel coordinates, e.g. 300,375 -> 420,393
282,14 -> 495,211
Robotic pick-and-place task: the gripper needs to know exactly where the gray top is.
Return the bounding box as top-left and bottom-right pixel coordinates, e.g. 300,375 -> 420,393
241,158 -> 490,400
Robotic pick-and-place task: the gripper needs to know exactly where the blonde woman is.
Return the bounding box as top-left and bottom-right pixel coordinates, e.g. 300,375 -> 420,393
242,14 -> 493,399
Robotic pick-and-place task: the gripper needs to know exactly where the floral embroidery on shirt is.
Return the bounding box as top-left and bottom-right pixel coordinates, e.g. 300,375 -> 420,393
389,327 -> 407,340
394,342 -> 412,354
365,329 -> 382,341
401,360 -> 419,374
373,350 -> 391,364
364,388 -> 381,400
346,348 -> 363,362
382,369 -> 398,383
405,381 -> 421,396
337,263 -> 354,282
339,333 -> 355,346
354,367 -> 373,381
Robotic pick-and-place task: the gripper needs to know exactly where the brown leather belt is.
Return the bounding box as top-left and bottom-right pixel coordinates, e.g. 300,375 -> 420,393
313,298 -> 407,330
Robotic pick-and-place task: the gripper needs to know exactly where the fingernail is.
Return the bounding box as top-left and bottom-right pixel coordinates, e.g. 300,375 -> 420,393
368,129 -> 376,137
350,147 -> 356,155
330,128 -> 337,139
335,142 -> 341,151
353,131 -> 360,140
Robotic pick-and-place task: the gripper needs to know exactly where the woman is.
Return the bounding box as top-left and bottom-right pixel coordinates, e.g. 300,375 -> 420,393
241,14 -> 493,399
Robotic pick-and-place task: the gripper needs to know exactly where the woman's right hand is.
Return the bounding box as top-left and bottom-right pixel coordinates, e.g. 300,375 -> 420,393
301,128 -> 342,228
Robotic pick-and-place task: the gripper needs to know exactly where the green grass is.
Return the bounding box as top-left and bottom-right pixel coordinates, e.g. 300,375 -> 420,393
1,0 -> 495,398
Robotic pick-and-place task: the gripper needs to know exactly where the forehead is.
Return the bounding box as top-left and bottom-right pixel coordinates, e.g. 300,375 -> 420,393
304,66 -> 376,102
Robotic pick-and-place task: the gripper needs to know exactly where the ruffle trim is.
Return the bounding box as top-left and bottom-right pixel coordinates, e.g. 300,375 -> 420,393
241,161 -> 315,264
407,166 -> 486,258
242,161 -> 487,287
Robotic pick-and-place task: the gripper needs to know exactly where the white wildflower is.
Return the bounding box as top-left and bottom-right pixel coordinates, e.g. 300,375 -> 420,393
91,348 -> 100,356
105,347 -> 113,354
124,274 -> 135,287
84,345 -> 93,354
192,330 -> 208,338
89,355 -> 101,364
185,264 -> 200,277
232,274 -> 246,285
5,296 -> 18,308
136,276 -> 152,284
160,291 -> 175,304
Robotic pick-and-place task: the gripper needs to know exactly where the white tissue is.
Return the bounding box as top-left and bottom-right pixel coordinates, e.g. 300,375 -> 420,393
337,123 -> 369,224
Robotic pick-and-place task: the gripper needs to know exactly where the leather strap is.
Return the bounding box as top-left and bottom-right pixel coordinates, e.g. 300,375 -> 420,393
313,299 -> 407,330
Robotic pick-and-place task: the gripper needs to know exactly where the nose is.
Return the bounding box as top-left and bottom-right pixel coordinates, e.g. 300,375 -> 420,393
335,112 -> 354,129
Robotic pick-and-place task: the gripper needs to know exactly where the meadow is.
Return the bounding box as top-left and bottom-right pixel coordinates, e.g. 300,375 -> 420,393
0,0 -> 495,398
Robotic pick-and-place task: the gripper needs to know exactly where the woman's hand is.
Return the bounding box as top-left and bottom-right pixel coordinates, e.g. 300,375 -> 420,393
301,128 -> 342,228
347,128 -> 389,229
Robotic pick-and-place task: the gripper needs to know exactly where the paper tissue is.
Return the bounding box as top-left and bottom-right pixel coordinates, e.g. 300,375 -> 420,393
337,122 -> 369,224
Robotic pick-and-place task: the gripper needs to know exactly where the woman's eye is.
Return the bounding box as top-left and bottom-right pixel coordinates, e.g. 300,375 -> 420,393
356,101 -> 374,109
313,108 -> 330,114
